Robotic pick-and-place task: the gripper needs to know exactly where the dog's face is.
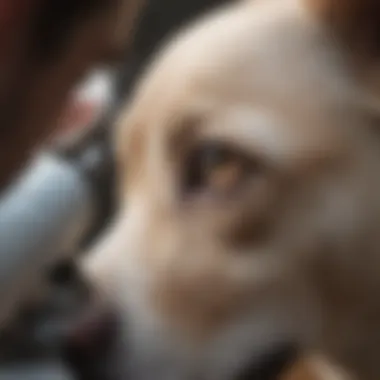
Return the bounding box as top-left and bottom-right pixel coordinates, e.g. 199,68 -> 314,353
83,0 -> 380,379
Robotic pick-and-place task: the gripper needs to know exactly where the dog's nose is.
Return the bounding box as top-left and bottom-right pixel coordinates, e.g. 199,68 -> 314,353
63,306 -> 119,380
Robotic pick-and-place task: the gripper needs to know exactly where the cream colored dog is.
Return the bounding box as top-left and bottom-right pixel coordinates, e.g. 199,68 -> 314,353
83,0 -> 380,379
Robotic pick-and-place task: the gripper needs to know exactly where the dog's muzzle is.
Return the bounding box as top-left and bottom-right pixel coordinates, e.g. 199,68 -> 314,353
64,303 -> 297,380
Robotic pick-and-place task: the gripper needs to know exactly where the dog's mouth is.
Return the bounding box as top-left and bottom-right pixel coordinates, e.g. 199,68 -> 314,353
63,310 -> 297,380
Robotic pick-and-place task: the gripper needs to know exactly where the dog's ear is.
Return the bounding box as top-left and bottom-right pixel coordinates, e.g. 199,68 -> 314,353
306,0 -> 380,59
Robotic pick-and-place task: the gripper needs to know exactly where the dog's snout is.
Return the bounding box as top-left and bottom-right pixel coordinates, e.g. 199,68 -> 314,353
63,306 -> 119,380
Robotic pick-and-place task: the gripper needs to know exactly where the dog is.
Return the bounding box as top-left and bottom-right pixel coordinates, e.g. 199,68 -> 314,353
80,0 -> 380,379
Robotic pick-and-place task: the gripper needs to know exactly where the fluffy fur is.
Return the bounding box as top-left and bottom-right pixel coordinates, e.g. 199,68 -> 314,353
83,0 -> 380,379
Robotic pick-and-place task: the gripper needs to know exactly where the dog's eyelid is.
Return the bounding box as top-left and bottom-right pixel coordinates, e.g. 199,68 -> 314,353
195,138 -> 266,170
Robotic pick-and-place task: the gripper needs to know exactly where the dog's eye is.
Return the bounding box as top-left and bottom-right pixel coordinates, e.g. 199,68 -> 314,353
183,142 -> 256,196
